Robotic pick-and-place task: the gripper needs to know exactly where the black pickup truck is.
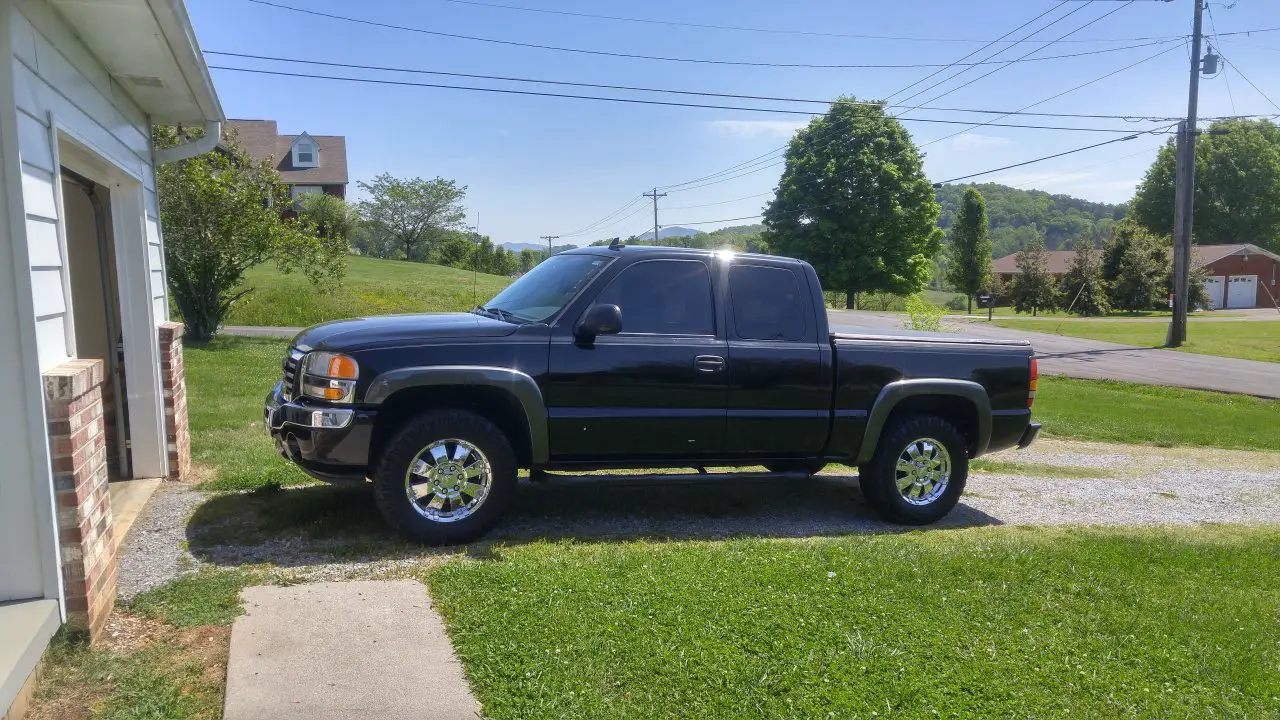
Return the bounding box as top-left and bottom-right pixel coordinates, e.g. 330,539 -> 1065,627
265,245 -> 1040,544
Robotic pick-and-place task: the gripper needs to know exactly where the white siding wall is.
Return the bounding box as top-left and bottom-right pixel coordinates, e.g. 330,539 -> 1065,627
9,0 -> 165,372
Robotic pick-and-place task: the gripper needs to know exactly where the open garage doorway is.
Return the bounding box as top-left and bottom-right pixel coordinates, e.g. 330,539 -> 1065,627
60,167 -> 131,479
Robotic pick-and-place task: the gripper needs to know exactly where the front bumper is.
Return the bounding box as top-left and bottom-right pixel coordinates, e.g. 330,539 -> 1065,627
1018,421 -> 1042,449
265,382 -> 375,483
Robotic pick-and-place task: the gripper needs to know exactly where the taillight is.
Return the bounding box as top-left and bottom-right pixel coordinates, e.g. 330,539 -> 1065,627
1028,357 -> 1039,408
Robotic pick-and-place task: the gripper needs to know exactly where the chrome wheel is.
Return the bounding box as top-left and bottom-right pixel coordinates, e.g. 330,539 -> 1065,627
404,439 -> 492,522
894,437 -> 951,506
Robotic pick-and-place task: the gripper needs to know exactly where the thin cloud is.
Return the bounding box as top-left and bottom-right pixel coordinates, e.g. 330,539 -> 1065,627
708,120 -> 808,139
949,133 -> 1012,150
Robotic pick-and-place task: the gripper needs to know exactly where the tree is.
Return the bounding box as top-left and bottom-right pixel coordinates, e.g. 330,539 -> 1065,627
356,174 -> 468,261
518,249 -> 540,273
944,187 -> 993,314
763,97 -> 942,309
1059,242 -> 1110,316
155,128 -> 343,341
1010,236 -> 1059,316
1131,118 -> 1280,253
296,192 -> 359,247
1102,222 -> 1169,312
434,230 -> 474,268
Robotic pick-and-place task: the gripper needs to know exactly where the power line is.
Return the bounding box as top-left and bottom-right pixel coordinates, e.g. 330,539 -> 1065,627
889,1 -> 1076,106
246,0 -> 1186,70
559,196 -> 648,238
660,128 -> 1174,231
1205,4 -> 1237,114
933,129 -> 1165,185
1008,142 -> 1164,189
907,2 -> 1141,112
428,0 -> 1185,43
203,50 -> 1188,121
208,65 -> 1172,135
1217,53 -> 1280,114
666,193 -> 773,211
920,39 -> 1182,148
655,3 -> 1141,195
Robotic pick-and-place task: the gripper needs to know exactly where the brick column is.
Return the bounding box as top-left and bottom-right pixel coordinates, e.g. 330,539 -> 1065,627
43,358 -> 116,642
158,322 -> 190,481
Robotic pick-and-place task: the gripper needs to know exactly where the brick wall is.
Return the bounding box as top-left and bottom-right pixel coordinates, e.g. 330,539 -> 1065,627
1203,253 -> 1280,308
158,322 -> 191,480
43,358 -> 116,642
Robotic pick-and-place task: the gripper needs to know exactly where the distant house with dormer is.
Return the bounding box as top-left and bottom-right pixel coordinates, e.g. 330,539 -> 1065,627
223,119 -> 348,203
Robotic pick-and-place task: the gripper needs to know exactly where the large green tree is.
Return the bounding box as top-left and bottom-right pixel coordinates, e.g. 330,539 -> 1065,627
944,187 -> 993,314
763,97 -> 942,309
1010,236 -> 1059,316
1131,118 -> 1280,253
1059,241 -> 1110,316
155,128 -> 343,341
357,174 -> 468,261
1103,223 -> 1169,312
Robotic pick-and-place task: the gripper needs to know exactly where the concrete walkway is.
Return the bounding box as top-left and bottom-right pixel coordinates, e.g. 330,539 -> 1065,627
828,310 -> 1280,399
223,580 -> 480,720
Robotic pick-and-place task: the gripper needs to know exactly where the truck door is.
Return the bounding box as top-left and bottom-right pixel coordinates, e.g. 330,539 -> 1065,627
545,257 -> 728,461
723,263 -> 828,458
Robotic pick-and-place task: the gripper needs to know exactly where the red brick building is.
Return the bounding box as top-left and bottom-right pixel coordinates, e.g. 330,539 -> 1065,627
993,243 -> 1280,310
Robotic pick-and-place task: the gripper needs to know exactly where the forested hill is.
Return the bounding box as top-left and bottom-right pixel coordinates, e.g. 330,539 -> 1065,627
935,183 -> 1128,257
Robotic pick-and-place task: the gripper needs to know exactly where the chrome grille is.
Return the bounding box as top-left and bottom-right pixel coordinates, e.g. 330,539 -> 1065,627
282,349 -> 304,400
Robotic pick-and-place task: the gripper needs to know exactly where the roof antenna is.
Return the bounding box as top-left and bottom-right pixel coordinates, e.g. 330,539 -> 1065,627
608,236 -> 624,251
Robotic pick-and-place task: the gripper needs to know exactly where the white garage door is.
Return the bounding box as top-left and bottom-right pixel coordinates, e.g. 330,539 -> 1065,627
1203,276 -> 1225,309
1226,275 -> 1258,309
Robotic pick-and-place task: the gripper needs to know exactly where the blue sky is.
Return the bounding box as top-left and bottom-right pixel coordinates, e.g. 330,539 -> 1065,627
188,0 -> 1280,246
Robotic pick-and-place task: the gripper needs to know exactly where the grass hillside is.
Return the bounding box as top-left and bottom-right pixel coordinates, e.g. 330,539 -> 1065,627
224,256 -> 513,327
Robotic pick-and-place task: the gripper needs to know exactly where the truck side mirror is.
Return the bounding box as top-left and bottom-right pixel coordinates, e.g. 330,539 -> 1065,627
575,304 -> 623,340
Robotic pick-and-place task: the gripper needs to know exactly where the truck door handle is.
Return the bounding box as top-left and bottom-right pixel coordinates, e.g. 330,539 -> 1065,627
694,355 -> 725,373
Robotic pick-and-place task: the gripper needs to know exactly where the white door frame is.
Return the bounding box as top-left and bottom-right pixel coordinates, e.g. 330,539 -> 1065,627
53,122 -> 168,479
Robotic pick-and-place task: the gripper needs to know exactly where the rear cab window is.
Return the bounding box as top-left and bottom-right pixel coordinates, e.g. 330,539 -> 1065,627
728,264 -> 808,341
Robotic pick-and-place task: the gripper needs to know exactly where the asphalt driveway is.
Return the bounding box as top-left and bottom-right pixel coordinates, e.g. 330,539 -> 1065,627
826,310 -> 1280,398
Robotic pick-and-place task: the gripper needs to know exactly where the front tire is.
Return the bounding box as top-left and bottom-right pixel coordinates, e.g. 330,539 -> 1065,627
859,414 -> 968,525
372,410 -> 516,545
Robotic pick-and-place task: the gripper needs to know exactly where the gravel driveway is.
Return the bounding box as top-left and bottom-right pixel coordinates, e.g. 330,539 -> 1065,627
116,439 -> 1280,598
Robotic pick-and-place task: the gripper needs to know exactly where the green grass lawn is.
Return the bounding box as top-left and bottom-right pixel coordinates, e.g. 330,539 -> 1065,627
1034,376 -> 1280,451
185,336 -> 312,491
989,317 -> 1280,363
223,255 -> 513,327
429,527 -> 1280,719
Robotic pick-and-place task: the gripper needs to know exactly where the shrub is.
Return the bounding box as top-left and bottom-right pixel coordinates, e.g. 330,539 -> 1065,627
903,294 -> 945,332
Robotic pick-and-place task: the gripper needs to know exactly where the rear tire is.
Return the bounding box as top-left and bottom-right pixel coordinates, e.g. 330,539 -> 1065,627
372,410 -> 516,545
859,414 -> 967,525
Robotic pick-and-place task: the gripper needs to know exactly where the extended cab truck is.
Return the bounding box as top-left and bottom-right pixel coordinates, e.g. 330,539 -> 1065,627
265,245 -> 1041,544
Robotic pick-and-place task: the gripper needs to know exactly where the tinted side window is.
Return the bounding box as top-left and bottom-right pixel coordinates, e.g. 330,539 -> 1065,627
593,260 -> 715,335
729,265 -> 806,341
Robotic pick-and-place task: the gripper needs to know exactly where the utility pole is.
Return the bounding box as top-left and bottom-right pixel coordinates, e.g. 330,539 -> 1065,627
539,235 -> 559,257
1169,0 -> 1206,348
643,188 -> 667,242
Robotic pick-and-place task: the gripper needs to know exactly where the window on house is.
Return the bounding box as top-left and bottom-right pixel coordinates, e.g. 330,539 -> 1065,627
291,186 -> 323,202
292,141 -> 317,168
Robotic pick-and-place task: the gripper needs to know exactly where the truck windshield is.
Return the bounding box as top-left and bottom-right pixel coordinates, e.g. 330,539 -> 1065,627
479,254 -> 612,324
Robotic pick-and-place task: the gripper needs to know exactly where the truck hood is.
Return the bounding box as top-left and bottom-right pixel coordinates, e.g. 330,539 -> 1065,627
292,312 -> 518,351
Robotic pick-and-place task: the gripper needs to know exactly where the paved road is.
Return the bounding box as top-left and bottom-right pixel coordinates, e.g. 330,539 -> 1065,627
225,317 -> 1279,398
827,310 -> 1280,399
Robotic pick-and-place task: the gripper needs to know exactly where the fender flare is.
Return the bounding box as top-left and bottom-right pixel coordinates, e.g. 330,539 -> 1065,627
853,379 -> 991,465
364,366 -> 549,464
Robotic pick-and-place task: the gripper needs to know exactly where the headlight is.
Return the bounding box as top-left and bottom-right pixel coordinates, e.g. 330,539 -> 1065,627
300,351 -> 359,403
